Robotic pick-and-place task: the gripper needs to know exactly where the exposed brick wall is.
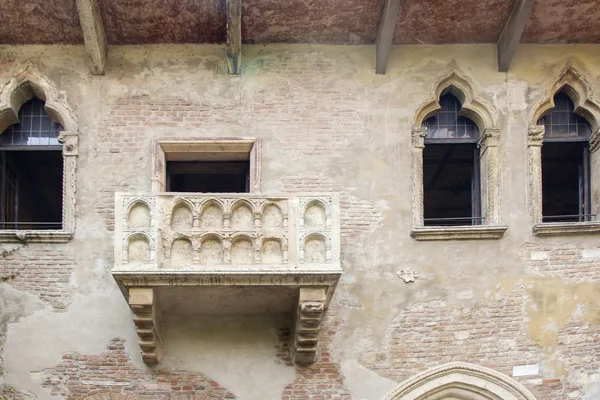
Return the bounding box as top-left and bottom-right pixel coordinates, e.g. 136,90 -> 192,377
279,174 -> 383,243
277,306 -> 352,400
0,244 -> 75,310
43,339 -> 235,400
521,243 -> 600,281
360,282 -> 598,400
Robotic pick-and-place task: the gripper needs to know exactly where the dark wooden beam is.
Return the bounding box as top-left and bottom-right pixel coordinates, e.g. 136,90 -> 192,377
76,0 -> 107,75
375,0 -> 401,74
497,0 -> 535,73
226,0 -> 242,75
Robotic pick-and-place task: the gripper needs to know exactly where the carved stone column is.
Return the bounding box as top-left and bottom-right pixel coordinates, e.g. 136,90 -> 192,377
411,127 -> 428,228
478,128 -> 500,225
129,288 -> 164,365
293,287 -> 327,365
527,125 -> 545,225
58,131 -> 78,233
589,127 -> 600,218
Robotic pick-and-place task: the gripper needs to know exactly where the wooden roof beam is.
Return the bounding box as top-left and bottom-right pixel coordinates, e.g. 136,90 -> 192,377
497,0 -> 535,73
76,0 -> 107,75
375,0 -> 401,74
227,0 -> 242,75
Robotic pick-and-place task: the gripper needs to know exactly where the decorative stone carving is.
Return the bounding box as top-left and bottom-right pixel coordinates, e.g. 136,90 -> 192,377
383,362 -> 537,400
199,237 -> 223,264
0,64 -> 79,243
302,234 -> 327,263
261,239 -> 283,263
304,201 -> 327,229
231,237 -> 254,264
128,202 -> 152,229
397,267 -> 418,283
170,238 -> 193,267
411,225 -> 507,241
529,62 -> 600,132
127,234 -> 151,263
528,63 -> 600,231
413,60 -> 497,132
293,287 -> 327,365
113,193 -> 341,365
128,288 -> 164,365
410,61 -> 506,239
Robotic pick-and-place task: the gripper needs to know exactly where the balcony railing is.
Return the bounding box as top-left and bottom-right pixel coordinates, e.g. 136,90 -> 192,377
112,192 -> 341,365
113,192 -> 340,272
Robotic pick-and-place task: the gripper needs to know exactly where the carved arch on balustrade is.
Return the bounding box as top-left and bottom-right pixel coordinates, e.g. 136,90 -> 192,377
382,362 -> 537,400
410,61 -> 504,237
527,62 -> 600,228
0,63 -> 79,241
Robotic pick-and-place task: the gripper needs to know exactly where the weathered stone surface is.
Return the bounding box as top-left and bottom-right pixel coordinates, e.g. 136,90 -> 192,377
0,44 -> 599,399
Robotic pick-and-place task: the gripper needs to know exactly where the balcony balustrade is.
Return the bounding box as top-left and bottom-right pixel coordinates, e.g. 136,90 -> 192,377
112,192 -> 341,365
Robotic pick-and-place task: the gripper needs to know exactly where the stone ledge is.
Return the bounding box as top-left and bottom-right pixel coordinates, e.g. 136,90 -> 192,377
410,225 -> 508,241
533,222 -> 600,236
112,268 -> 342,289
0,230 -> 72,243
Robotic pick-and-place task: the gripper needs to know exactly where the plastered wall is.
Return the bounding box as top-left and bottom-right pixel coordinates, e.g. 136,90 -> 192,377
0,43 -> 600,400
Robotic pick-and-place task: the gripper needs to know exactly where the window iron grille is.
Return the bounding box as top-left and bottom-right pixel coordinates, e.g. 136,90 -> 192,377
0,98 -> 62,148
425,93 -> 479,142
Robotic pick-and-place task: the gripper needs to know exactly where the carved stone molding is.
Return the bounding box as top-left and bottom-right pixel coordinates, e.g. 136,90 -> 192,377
113,193 -> 341,365
128,288 -> 164,365
397,267 -> 418,283
383,362 -> 537,400
411,61 -> 502,232
410,225 -> 507,241
527,125 -> 545,147
0,63 -> 78,132
413,60 -> 498,132
293,287 -> 327,365
533,221 -> 600,236
0,64 -> 79,242
590,128 -> 600,153
529,62 -> 600,133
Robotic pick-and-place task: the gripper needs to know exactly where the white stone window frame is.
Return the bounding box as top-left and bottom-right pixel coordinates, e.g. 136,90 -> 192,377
0,64 -> 78,243
152,138 -> 262,193
528,63 -> 600,236
410,62 -> 507,241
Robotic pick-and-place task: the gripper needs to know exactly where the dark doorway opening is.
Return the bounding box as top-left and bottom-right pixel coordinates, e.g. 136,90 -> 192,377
541,142 -> 591,222
167,161 -> 250,193
1,150 -> 63,229
423,143 -> 480,226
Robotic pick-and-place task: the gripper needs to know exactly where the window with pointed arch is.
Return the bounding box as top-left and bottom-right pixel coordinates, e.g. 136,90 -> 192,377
423,92 -> 481,226
538,92 -> 592,222
0,98 -> 63,230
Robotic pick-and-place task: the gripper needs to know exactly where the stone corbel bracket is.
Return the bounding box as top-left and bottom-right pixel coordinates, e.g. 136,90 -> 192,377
293,287 -> 327,365
128,288 -> 164,365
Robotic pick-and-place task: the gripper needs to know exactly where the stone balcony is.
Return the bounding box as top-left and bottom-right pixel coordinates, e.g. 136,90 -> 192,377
112,192 -> 341,365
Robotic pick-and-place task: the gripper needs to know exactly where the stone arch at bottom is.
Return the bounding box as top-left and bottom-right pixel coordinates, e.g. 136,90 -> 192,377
383,362 -> 537,400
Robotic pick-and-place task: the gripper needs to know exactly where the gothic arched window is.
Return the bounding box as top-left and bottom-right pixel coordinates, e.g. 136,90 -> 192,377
423,92 -> 481,226
538,92 -> 592,222
0,98 -> 64,230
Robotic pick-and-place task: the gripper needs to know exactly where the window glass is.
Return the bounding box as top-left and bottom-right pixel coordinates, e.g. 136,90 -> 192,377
539,93 -> 591,140
0,98 -> 62,147
425,93 -> 479,141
